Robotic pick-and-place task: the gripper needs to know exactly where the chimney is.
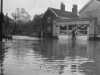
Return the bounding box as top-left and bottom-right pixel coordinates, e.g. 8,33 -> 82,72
61,2 -> 65,11
72,4 -> 77,14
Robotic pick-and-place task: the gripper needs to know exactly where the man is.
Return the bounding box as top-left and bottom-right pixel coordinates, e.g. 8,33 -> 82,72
72,28 -> 77,40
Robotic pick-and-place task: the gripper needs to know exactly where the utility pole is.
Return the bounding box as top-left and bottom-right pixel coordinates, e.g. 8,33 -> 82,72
1,0 -> 3,41
1,0 -> 3,24
1,0 -> 3,13
0,1 -> 3,74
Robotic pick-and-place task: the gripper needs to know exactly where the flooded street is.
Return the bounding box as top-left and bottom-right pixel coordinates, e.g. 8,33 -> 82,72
1,36 -> 100,75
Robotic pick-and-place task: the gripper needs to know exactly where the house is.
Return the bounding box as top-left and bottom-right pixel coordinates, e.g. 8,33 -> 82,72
2,13 -> 14,35
0,12 -> 5,40
79,0 -> 100,39
0,12 -> 5,25
42,2 -> 79,38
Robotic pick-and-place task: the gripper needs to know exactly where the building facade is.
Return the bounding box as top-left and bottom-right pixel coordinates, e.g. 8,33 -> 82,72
79,0 -> 100,39
42,3 -> 79,38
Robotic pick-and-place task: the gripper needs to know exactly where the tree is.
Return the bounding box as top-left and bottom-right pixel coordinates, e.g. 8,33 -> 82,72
11,8 -> 32,35
11,8 -> 31,23
32,14 -> 43,32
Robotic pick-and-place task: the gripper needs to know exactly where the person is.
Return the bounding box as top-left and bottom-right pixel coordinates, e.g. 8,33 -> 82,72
72,28 -> 77,40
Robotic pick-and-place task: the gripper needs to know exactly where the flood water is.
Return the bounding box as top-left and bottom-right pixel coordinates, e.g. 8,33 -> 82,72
1,36 -> 100,75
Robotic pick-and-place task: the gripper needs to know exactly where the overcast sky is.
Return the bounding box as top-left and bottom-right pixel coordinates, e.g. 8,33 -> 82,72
3,0 -> 89,18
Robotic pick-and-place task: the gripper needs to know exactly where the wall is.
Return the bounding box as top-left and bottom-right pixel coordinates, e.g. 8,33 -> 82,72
87,20 -> 95,39
79,1 -> 100,19
79,0 -> 100,36
42,8 -> 57,37
53,21 -> 59,38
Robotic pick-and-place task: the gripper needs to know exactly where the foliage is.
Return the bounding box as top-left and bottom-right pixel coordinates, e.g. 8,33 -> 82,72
11,8 -> 31,23
32,14 -> 43,32
10,8 -> 43,36
11,8 -> 33,35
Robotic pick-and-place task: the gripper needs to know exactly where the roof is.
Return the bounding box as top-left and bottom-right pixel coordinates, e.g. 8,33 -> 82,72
5,16 -> 14,22
50,8 -> 79,18
0,12 -> 5,23
79,0 -> 100,14
42,7 -> 79,19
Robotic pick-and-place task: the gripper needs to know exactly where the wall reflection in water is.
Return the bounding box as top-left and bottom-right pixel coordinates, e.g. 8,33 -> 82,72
1,39 -> 100,75
0,43 -> 5,75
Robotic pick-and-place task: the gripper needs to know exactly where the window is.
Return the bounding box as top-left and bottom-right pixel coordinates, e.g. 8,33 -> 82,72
47,17 -> 52,24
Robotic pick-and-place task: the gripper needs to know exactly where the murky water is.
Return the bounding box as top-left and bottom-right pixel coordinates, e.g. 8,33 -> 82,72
1,36 -> 100,75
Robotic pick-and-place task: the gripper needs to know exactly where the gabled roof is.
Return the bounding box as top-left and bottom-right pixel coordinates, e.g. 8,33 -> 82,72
42,7 -> 79,19
50,8 -> 79,18
5,16 -> 14,22
79,0 -> 100,14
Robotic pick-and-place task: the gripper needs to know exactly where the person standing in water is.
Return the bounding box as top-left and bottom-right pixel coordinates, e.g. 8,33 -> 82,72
72,28 -> 77,40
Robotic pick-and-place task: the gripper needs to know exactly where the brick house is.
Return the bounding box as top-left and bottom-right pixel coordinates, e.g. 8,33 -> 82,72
42,2 -> 79,38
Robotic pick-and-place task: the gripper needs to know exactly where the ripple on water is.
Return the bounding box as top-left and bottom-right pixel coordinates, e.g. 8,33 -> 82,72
1,36 -> 100,75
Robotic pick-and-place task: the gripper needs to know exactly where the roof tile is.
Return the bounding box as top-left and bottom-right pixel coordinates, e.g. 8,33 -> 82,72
51,8 -> 79,18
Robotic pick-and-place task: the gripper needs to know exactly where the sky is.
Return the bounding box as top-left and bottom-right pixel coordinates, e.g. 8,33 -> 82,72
3,0 -> 89,19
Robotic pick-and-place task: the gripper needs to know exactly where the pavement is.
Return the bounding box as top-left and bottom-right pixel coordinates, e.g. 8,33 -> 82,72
12,35 -> 41,40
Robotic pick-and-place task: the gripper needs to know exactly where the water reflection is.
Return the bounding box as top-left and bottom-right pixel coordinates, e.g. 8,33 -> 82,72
0,42 -> 5,75
1,38 -> 100,75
